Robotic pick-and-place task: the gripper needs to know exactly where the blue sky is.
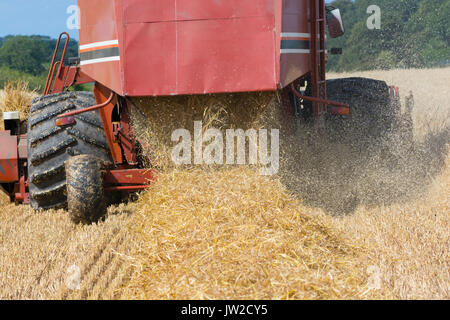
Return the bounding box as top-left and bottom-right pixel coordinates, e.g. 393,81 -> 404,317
0,0 -> 78,39
0,0 -> 335,40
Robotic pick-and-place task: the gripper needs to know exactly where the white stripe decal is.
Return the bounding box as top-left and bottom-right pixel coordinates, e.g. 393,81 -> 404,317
79,40 -> 119,50
281,33 -> 310,38
80,56 -> 120,66
280,33 -> 327,39
280,49 -> 311,54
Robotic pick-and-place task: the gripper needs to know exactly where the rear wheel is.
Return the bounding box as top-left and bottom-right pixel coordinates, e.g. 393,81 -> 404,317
27,92 -> 112,211
66,155 -> 107,224
323,78 -> 397,213
325,77 -> 394,147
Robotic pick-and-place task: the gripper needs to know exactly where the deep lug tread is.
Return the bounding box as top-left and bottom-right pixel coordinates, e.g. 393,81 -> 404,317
32,181 -> 66,201
32,201 -> 67,212
67,128 -> 110,151
29,126 -> 64,147
29,102 -> 75,128
30,92 -> 75,113
29,163 -> 65,185
28,92 -> 112,212
30,137 -> 77,166
74,114 -> 104,129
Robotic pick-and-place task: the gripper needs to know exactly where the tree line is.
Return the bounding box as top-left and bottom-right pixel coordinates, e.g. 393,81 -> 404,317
326,0 -> 450,71
0,35 -> 79,90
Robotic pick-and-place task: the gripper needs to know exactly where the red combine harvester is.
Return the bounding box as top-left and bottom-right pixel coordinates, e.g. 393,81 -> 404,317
0,0 -> 412,223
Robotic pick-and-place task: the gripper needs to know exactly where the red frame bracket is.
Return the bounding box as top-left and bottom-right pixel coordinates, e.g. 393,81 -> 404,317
52,67 -> 94,93
14,176 -> 29,204
44,32 -> 94,95
290,83 -> 349,108
104,168 -> 157,192
44,32 -> 69,95
57,90 -> 114,119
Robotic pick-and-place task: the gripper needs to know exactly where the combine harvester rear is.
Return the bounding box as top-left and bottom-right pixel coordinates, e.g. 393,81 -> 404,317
0,0 -> 413,224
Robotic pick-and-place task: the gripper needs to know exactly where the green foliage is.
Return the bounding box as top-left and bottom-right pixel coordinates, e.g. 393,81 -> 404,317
0,36 -> 48,75
0,66 -> 45,90
69,83 -> 94,92
0,35 -> 81,92
374,51 -> 398,70
327,0 -> 450,71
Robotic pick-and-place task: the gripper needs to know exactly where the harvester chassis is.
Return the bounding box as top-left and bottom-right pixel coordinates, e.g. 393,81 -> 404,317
0,2 -> 414,223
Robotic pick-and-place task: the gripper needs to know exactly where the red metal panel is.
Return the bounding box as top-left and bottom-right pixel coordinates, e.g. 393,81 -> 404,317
124,0 -> 175,23
124,0 -> 275,23
280,0 -> 311,86
123,0 -> 278,95
283,0 -> 306,14
79,53 -> 122,96
176,17 -> 277,94
78,0 -> 118,44
14,175 -> 29,204
104,169 -> 156,185
124,22 -> 177,96
274,0 -> 283,86
104,168 -> 156,192
176,0 -> 275,20
77,0 -> 313,96
124,17 -> 276,96
0,132 -> 18,183
282,4 -> 309,34
281,54 -> 310,86
78,0 -> 124,94
17,135 -> 27,159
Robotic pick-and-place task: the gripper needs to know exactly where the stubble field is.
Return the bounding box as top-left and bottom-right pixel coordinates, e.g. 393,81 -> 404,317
0,68 -> 448,299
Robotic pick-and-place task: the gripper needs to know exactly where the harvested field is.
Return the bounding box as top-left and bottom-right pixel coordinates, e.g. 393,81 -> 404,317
0,204 -> 136,299
0,68 -> 449,299
333,158 -> 450,299
119,168 -> 379,299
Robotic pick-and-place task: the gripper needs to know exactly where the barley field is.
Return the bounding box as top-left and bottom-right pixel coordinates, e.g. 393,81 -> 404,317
328,68 -> 450,299
0,68 -> 448,300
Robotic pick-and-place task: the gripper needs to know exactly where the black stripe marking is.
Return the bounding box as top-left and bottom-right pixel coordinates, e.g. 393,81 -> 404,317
80,47 -> 120,62
281,40 -> 328,50
281,40 -> 310,50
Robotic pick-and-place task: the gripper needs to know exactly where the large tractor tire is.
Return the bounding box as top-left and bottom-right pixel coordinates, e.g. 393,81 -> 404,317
325,77 -> 395,147
66,155 -> 107,224
27,92 -> 112,211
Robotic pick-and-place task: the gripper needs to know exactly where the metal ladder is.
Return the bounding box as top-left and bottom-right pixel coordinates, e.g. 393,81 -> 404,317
309,0 -> 327,117
43,32 -> 70,95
